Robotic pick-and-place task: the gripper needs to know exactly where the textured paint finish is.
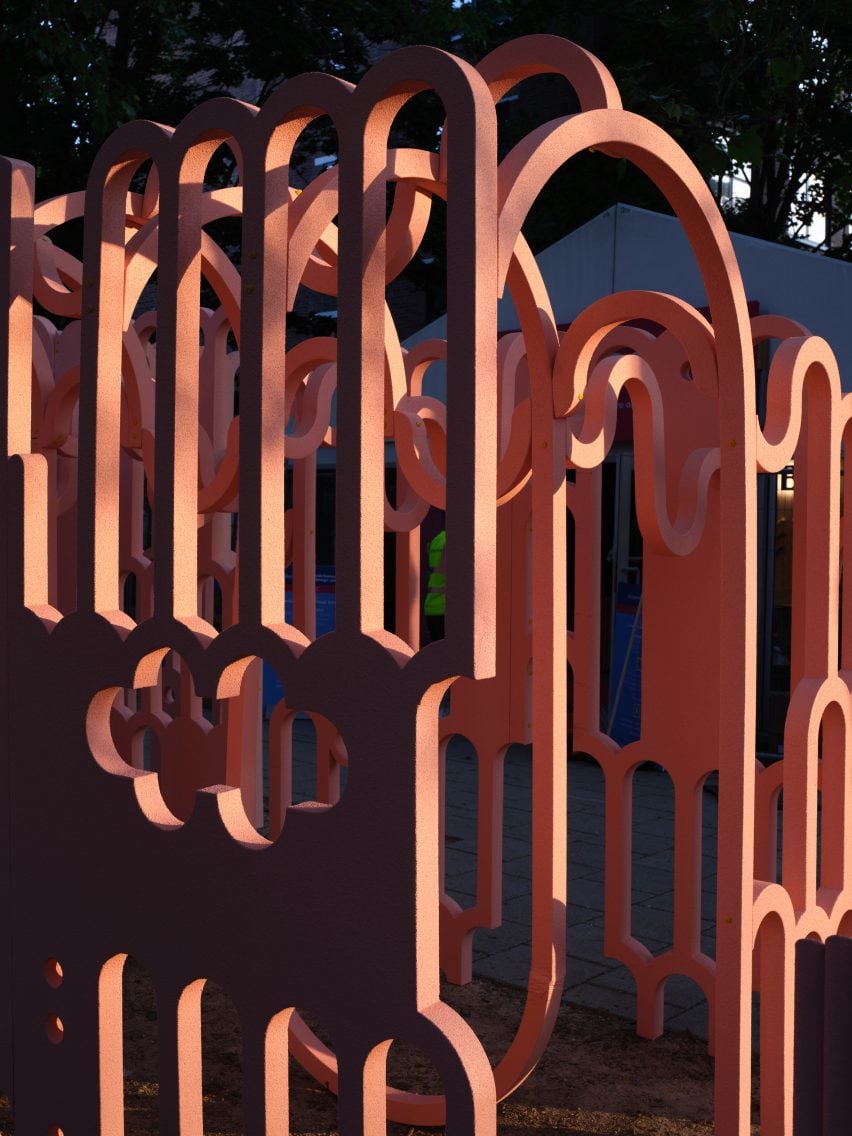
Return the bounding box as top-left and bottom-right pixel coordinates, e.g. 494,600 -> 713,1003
0,33 -> 845,1136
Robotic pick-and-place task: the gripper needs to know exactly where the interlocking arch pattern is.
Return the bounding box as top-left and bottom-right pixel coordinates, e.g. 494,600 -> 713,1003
0,33 -> 845,1136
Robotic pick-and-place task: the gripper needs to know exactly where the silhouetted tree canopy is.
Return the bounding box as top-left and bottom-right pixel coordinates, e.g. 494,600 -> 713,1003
478,0 -> 852,253
3,0 -> 851,254
0,1 -> 459,197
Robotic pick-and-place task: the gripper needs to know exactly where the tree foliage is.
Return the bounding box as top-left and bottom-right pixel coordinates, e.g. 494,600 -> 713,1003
0,1 -> 459,198
1,1 -> 202,197
2,0 -> 851,254
479,0 -> 852,253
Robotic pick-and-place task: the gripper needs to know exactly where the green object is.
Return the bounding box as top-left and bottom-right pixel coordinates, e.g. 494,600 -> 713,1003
424,530 -> 446,616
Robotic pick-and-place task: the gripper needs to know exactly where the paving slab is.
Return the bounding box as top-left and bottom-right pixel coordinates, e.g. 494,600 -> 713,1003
473,920 -> 537,954
630,863 -> 675,895
567,840 -> 606,871
591,965 -> 708,1012
288,715 -> 716,1042
473,943 -> 532,985
269,729 -> 719,1046
453,754 -> 717,1040
560,982 -> 639,1019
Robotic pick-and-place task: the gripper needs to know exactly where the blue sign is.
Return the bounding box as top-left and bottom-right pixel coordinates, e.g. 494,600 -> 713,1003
263,565 -> 336,711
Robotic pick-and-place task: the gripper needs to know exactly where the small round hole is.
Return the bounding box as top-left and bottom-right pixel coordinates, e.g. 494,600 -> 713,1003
44,959 -> 63,989
45,1014 -> 64,1044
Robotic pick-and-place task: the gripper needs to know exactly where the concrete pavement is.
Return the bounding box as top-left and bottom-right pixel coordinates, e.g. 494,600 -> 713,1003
288,720 -> 720,1040
442,740 -> 717,1038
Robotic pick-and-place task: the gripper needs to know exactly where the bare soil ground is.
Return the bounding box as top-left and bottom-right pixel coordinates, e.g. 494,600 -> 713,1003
0,960 -> 759,1134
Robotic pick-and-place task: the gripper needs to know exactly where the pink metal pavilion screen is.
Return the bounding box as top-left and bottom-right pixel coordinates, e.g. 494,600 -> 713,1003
0,32 -> 847,1136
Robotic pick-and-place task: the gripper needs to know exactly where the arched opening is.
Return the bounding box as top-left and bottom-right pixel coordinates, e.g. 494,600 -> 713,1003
201,980 -> 243,1134
123,956 -> 160,1129
565,751 -> 606,984
197,576 -> 226,637
380,92 -> 452,642
818,701 -> 846,894
117,495 -> 150,630
106,652 -> 221,822
754,912 -> 789,1132
264,703 -> 348,838
289,715 -> 319,807
442,734 -> 480,909
121,571 -> 138,621
631,763 -> 674,955
775,787 -> 785,886
192,138 -> 243,628
567,663 -> 575,754
274,112 -> 341,645
0,1093 -> 13,1133
92,653 -> 352,839
701,771 -> 718,960
566,499 -> 576,634
272,1008 -> 338,1134
385,1038 -> 444,1099
100,650 -> 354,835
138,726 -> 159,773
601,451 -> 643,746
470,742 -> 532,982
663,973 -> 709,1039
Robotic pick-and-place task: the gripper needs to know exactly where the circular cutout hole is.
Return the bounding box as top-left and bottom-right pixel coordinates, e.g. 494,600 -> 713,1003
45,1014 -> 64,1044
44,959 -> 63,988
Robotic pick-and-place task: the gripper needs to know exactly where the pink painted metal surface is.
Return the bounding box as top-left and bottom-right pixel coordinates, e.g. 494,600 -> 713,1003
0,31 -> 846,1136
